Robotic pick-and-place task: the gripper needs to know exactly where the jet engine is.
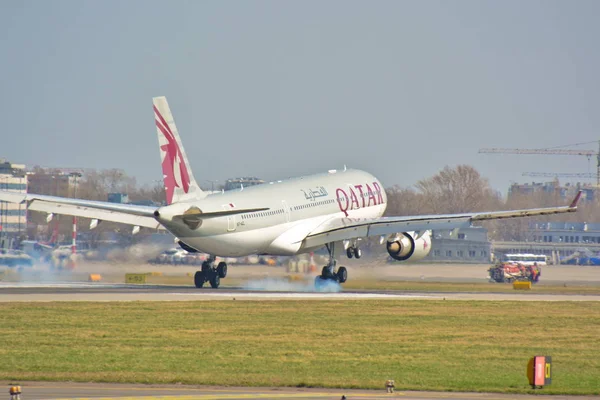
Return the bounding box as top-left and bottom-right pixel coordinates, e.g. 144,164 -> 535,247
386,231 -> 432,261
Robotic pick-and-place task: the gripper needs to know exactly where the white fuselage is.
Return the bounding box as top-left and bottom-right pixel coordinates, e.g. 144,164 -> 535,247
156,169 -> 387,256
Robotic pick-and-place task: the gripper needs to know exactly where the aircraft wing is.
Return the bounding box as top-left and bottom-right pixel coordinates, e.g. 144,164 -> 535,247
302,191 -> 582,249
0,191 -> 163,229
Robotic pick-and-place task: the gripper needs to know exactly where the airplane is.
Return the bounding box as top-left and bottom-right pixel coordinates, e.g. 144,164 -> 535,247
0,97 -> 582,288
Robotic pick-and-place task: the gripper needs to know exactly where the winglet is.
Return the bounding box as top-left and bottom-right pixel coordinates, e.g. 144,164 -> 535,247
569,190 -> 583,208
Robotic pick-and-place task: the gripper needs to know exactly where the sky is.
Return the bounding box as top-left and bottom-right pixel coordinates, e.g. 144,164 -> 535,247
1,1 -> 599,195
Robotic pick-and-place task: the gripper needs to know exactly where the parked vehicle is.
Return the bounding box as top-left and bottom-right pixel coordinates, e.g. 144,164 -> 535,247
150,249 -> 234,265
489,262 -> 541,283
502,253 -> 547,266
0,249 -> 34,268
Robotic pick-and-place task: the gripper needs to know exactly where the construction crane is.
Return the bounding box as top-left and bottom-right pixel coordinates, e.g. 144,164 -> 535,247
522,172 -> 598,179
479,141 -> 600,185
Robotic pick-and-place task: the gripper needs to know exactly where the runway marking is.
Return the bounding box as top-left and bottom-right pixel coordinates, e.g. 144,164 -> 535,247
168,292 -> 436,299
0,283 -> 130,288
50,395 -> 399,400
51,396 -> 326,400
27,384 -> 402,399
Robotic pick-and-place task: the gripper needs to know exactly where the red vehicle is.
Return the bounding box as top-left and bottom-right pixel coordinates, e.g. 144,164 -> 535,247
489,262 -> 541,283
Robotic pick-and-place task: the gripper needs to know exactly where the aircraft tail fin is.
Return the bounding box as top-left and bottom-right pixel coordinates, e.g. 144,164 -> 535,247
153,96 -> 205,204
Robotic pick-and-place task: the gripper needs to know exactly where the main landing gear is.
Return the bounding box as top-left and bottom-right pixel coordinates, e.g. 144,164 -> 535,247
315,242 -> 347,288
346,245 -> 362,259
194,255 -> 227,289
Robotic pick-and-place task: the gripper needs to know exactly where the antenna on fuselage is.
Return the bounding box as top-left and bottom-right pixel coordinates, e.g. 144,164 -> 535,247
343,164 -> 347,171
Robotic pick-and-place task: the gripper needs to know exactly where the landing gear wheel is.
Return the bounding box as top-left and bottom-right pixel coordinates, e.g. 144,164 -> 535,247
353,247 -> 362,259
337,266 -> 348,283
346,248 -> 354,259
194,271 -> 205,288
210,274 -> 221,288
217,262 -> 228,278
321,266 -> 333,279
201,261 -> 211,274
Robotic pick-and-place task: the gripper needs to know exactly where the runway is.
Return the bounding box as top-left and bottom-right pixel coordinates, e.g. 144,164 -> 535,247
1,282 -> 599,302
5,381 -> 594,400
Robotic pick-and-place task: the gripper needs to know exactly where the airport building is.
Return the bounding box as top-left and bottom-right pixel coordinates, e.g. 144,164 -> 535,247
424,227 -> 492,263
107,192 -> 162,207
421,221 -> 600,264
224,177 -> 265,191
27,170 -> 82,197
526,221 -> 600,244
0,160 -> 28,243
509,180 -> 597,202
492,221 -> 600,263
108,193 -> 129,204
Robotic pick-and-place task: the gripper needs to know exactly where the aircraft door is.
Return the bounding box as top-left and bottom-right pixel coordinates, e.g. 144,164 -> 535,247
282,200 -> 291,223
222,204 -> 236,232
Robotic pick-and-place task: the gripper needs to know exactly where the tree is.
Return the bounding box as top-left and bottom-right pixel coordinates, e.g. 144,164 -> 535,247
384,186 -> 426,216
77,169 -> 136,201
129,180 -> 166,205
414,165 -> 501,214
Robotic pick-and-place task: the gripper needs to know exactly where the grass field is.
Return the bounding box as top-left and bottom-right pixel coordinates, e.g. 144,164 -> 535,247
0,300 -> 599,395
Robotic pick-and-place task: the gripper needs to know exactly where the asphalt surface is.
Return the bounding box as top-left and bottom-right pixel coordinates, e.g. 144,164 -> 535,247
0,282 -> 599,302
3,381 -> 594,400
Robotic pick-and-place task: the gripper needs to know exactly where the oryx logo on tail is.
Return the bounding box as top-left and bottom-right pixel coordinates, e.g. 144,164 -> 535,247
154,105 -> 190,203
152,96 -> 204,204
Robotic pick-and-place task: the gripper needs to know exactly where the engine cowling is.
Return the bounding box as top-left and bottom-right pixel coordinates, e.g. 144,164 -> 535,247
386,231 -> 432,261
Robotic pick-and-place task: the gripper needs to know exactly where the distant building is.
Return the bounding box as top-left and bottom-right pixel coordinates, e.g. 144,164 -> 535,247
526,221 -> 600,244
0,160 -> 27,241
108,193 -> 129,204
27,171 -> 81,197
415,222 -> 600,264
424,227 -> 491,263
509,180 -> 596,202
224,177 -> 265,191
129,199 -> 162,207
492,221 -> 600,264
108,192 -> 161,207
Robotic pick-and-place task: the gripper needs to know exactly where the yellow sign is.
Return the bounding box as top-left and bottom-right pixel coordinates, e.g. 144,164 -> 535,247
125,273 -> 147,284
513,281 -> 532,290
